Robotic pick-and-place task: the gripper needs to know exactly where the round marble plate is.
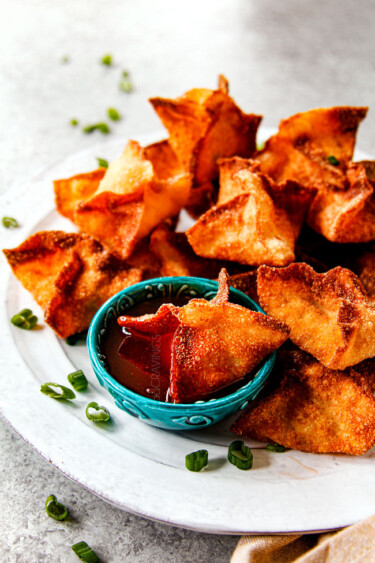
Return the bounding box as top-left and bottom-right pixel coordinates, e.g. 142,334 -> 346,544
1,131 -> 375,534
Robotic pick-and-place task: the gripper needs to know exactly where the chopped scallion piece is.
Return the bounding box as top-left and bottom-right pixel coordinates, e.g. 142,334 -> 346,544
101,54 -> 112,66
82,123 -> 110,135
10,309 -> 38,330
40,383 -> 76,401
45,494 -> 68,521
228,440 -> 253,470
86,402 -> 110,422
185,449 -> 208,472
327,155 -> 340,166
70,119 -> 79,127
2,216 -> 19,229
266,443 -> 286,452
68,370 -> 88,392
107,108 -> 121,121
96,157 -> 109,169
65,330 -> 87,346
256,141 -> 265,151
72,541 -> 99,562
119,70 -> 133,93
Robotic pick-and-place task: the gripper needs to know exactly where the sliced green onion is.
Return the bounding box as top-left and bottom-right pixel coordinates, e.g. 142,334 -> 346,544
40,383 -> 76,401
119,70 -> 133,93
256,141 -> 265,151
185,449 -> 208,472
65,330 -> 87,346
101,54 -> 112,66
45,494 -> 68,521
70,118 -> 79,127
2,216 -> 19,228
71,541 -> 99,562
228,440 -> 253,470
266,443 -> 286,452
82,123 -> 110,135
10,309 -> 38,330
96,157 -> 109,169
68,370 -> 88,392
107,107 -> 121,121
86,402 -> 110,422
327,155 -> 340,166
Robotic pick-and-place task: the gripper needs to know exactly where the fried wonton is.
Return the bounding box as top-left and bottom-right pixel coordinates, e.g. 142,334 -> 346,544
3,231 -> 142,338
149,75 -> 261,210
307,163 -> 375,243
257,263 -> 375,369
72,140 -> 190,258
116,268 -> 289,403
186,164 -> 314,266
170,292 -> 290,403
231,350 -> 375,455
149,223 -> 227,278
256,106 -> 367,192
54,168 -> 106,221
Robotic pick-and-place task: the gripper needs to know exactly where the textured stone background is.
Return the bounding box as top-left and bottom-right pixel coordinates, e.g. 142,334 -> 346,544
1,0 -> 375,561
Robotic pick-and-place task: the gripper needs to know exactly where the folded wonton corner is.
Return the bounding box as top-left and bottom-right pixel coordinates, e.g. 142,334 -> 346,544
257,262 -> 375,369
231,349 -> 375,455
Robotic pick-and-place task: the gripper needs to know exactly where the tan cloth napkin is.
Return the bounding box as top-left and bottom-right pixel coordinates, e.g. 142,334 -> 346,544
231,514 -> 375,563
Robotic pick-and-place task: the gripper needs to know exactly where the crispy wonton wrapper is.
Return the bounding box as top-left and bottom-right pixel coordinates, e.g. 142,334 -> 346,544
54,168 -> 106,221
149,223 -> 227,278
256,106 -> 367,192
3,231 -> 142,338
187,160 -> 315,266
307,163 -> 375,242
61,140 -> 191,259
257,263 -> 375,369
170,270 -> 289,402
117,269 -> 289,403
231,349 -> 375,455
150,76 -> 261,212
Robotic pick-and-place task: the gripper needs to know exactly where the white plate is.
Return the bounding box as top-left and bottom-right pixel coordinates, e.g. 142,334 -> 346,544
1,132 -> 375,535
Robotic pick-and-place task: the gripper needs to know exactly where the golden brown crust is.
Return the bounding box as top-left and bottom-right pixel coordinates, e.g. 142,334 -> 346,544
150,76 -> 261,195
3,230 -> 143,338
256,106 -> 367,192
231,349 -> 375,455
54,169 -> 106,221
307,163 -> 375,243
257,263 -> 375,369
211,268 -> 230,304
149,223 -> 226,278
73,140 -> 190,259
186,165 -> 314,267
170,299 -> 290,403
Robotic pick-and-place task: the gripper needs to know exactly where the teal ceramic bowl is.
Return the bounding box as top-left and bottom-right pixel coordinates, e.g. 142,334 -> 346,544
87,276 -> 275,431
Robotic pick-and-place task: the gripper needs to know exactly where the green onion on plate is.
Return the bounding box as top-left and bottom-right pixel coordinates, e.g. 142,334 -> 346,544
228,440 -> 253,470
185,449 -> 208,472
67,370 -> 88,392
10,309 -> 38,330
40,383 -> 76,401
86,402 -> 110,422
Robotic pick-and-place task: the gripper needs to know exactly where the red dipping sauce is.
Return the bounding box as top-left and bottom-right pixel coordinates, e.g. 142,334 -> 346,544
101,297 -> 189,402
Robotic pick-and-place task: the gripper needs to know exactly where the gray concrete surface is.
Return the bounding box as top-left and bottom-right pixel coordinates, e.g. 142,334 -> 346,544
1,0 -> 375,561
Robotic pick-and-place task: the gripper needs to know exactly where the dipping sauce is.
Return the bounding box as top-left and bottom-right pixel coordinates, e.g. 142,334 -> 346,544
101,295 -> 257,403
101,297 -> 189,402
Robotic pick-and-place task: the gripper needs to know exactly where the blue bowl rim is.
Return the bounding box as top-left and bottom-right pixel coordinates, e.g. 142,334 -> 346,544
87,276 -> 275,410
